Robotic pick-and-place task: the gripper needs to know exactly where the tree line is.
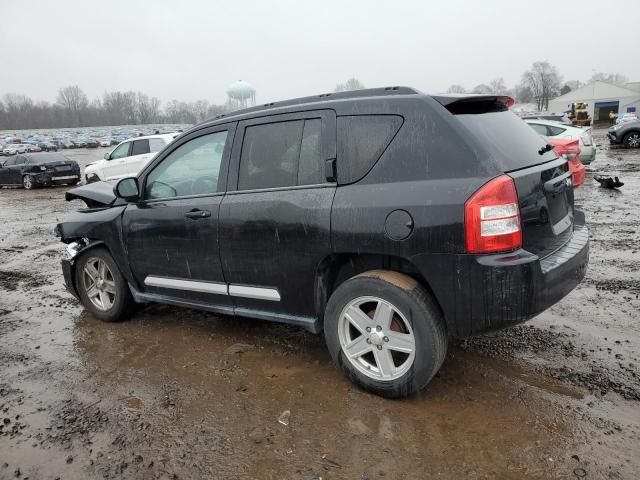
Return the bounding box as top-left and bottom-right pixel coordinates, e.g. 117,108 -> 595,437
0,85 -> 227,130
446,63 -> 629,112
1,68 -> 630,130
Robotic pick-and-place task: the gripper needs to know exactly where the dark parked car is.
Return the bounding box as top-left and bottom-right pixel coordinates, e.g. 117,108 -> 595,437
56,87 -> 589,397
38,141 -> 58,152
0,152 -> 80,189
607,118 -> 640,148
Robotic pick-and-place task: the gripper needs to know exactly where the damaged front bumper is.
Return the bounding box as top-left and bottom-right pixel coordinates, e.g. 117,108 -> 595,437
60,241 -> 85,300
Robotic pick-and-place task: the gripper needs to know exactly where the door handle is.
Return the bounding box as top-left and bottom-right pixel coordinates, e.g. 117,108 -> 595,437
185,209 -> 211,219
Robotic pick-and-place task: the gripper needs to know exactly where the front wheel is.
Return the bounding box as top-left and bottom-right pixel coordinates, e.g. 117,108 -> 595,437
75,247 -> 134,322
324,270 -> 447,398
623,131 -> 640,148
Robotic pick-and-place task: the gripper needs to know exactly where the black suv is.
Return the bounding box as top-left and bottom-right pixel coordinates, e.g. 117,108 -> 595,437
56,87 -> 589,397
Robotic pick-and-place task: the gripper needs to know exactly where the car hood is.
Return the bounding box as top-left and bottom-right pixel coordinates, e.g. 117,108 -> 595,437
65,180 -> 118,208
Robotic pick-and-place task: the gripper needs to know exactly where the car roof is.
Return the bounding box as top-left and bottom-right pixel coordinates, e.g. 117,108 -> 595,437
121,133 -> 177,142
194,87 -> 422,128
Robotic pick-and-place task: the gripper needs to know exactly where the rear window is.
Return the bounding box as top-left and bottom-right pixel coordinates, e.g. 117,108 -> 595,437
454,110 -> 557,171
149,138 -> 166,153
337,115 -> 403,184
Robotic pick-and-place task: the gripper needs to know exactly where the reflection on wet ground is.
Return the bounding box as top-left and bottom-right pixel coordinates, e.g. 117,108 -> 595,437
1,134 -> 639,479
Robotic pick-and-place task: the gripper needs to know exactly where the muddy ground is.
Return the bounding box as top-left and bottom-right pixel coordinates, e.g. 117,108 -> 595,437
1,131 -> 639,479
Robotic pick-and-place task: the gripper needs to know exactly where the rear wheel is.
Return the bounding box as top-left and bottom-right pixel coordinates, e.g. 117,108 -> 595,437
324,270 -> 447,398
23,175 -> 35,190
623,131 -> 640,148
75,247 -> 134,322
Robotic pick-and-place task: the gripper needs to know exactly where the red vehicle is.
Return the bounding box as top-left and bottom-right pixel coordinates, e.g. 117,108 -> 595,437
547,138 -> 585,188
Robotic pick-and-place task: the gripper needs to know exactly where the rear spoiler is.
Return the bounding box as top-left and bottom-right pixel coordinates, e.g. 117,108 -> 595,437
432,94 -> 515,114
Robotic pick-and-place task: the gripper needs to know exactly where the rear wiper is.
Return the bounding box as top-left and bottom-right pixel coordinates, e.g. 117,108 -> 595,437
538,144 -> 554,155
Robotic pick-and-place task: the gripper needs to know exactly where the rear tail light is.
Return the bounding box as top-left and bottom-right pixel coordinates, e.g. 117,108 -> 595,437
465,175 -> 522,254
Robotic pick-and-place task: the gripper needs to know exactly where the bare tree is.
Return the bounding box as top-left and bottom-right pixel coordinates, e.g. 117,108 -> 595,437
471,84 -> 492,94
588,72 -> 628,85
521,61 -> 562,111
137,92 -> 161,124
56,85 -> 88,126
565,80 -> 583,91
488,78 -> 508,95
446,84 -> 466,94
334,78 -> 365,92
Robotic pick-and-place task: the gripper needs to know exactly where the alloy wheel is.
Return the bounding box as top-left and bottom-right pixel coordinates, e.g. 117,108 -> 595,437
82,257 -> 117,311
338,296 -> 416,381
627,133 -> 640,148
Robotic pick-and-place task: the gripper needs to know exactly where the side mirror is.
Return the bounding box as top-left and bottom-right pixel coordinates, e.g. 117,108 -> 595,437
103,152 -> 111,160
114,177 -> 140,202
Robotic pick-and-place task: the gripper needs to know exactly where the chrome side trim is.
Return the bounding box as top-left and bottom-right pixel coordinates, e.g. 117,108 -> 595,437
144,276 -> 228,295
228,285 -> 281,301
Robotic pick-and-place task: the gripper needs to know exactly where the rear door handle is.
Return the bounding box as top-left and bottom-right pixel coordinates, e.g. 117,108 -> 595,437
185,209 -> 211,219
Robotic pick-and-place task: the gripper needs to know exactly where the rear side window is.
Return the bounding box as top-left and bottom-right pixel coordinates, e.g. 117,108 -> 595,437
529,123 -> 548,136
298,119 -> 322,185
131,139 -> 150,156
547,125 -> 566,136
337,115 -> 403,184
148,138 -> 166,153
238,118 -> 325,190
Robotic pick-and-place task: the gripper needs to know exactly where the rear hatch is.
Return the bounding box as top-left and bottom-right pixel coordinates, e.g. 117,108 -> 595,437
42,159 -> 79,174
437,95 -> 574,256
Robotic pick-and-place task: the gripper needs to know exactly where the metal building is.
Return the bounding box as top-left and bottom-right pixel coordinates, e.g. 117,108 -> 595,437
549,81 -> 640,125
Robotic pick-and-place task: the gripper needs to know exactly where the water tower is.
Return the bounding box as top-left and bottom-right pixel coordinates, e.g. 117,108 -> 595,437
227,80 -> 256,111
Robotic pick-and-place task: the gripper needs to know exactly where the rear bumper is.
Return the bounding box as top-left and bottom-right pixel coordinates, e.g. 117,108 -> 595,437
579,146 -> 595,164
414,214 -> 589,338
34,173 -> 80,186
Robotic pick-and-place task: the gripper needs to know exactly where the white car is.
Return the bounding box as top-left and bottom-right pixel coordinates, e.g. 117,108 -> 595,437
84,134 -> 176,183
524,119 -> 596,164
2,144 -> 28,156
99,139 -> 111,147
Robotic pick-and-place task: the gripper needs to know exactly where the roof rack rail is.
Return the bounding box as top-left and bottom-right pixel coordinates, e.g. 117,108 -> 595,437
201,86 -> 420,124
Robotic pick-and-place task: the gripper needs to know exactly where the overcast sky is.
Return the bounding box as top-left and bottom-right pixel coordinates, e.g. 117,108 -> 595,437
1,0 -> 637,105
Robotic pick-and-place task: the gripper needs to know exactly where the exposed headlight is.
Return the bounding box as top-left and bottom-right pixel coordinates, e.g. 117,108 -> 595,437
66,241 -> 82,259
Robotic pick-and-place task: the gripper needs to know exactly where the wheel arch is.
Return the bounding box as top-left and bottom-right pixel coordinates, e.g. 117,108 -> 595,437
65,240 -> 108,295
314,253 -> 445,329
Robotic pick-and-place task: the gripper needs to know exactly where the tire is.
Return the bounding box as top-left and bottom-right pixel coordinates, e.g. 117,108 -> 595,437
74,247 -> 134,322
23,175 -> 35,190
623,131 -> 640,148
324,270 -> 447,398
